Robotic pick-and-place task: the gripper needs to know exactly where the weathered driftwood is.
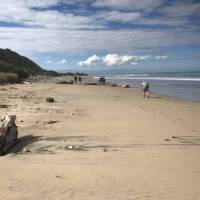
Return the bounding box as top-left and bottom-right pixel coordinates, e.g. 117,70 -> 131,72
57,80 -> 74,84
46,97 -> 55,102
0,115 -> 18,155
121,84 -> 130,88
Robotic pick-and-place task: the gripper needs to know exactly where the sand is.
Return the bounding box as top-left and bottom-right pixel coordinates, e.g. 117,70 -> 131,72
0,77 -> 200,200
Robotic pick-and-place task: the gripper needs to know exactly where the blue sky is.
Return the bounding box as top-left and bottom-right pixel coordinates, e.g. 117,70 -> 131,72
0,0 -> 200,73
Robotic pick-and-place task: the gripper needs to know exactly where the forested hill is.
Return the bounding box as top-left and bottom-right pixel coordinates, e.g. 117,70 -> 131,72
0,48 -> 58,81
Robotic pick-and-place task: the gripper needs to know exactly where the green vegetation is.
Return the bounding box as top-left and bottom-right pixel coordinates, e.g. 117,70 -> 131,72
0,48 -> 45,82
0,60 -> 29,80
0,48 -> 59,83
0,48 -> 44,75
0,48 -> 87,84
0,72 -> 19,84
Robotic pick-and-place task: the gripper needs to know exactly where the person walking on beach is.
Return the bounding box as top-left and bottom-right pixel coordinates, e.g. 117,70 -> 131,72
78,76 -> 82,84
74,75 -> 77,84
142,80 -> 150,98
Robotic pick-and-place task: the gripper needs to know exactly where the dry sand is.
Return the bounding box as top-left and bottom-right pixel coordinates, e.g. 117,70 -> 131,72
0,77 -> 200,200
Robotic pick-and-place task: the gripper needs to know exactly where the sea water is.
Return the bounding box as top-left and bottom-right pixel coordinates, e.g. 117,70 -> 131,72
93,71 -> 200,101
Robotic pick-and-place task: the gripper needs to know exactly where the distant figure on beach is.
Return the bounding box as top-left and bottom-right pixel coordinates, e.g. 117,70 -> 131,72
142,80 -> 150,98
78,76 -> 82,84
74,75 -> 77,84
98,76 -> 106,85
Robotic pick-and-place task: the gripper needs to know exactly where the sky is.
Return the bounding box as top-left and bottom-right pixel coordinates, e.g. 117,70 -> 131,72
0,0 -> 200,73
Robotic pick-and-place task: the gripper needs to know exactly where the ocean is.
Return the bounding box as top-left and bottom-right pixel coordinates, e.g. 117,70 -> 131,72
92,71 -> 200,101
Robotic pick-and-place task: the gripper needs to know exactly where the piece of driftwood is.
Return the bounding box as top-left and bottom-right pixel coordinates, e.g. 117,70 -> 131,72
46,97 -> 55,102
0,104 -> 8,108
121,84 -> 130,88
83,82 -> 98,85
0,115 -> 18,155
57,80 -> 74,84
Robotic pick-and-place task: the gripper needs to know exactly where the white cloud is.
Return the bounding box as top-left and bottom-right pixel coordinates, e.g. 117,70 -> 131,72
162,2 -> 200,17
46,60 -> 53,64
57,59 -> 67,64
137,17 -> 189,27
0,0 -> 193,30
131,62 -> 138,65
79,54 -> 170,66
0,0 -> 199,56
0,0 -> 101,30
102,54 -> 121,66
93,0 -> 163,11
96,11 -> 141,23
79,54 -> 151,66
155,55 -> 168,60
46,59 -> 67,65
102,54 -> 144,66
79,55 -> 101,66
0,27 -> 199,55
27,0 -> 60,8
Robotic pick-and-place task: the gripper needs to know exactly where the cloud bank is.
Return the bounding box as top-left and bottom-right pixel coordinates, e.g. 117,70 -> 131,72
46,59 -> 67,65
79,54 -> 168,66
0,0 -> 199,70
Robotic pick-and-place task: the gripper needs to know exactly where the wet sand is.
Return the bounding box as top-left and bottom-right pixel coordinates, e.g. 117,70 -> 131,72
0,77 -> 200,200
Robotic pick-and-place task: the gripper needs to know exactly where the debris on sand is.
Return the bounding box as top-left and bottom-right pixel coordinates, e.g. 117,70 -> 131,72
0,115 -> 18,155
0,88 -> 7,91
46,120 -> 58,124
84,82 -> 98,85
65,145 -> 84,151
66,145 -> 75,150
69,112 -> 74,116
46,97 -> 55,103
0,104 -> 8,108
121,84 -> 130,88
103,148 -> 108,152
10,87 -> 17,90
23,81 -> 31,84
22,148 -> 31,153
20,95 -> 28,100
57,80 -> 74,84
108,83 -> 118,87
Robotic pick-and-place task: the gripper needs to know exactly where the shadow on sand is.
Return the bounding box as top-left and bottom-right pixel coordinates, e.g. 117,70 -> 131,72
6,135 -> 41,155
150,96 -> 163,99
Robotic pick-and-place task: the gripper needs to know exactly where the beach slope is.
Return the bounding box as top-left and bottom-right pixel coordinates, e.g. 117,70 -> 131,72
0,80 -> 200,200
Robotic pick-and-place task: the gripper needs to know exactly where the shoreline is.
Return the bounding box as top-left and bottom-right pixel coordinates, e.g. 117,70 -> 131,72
1,74 -> 200,103
81,75 -> 200,103
91,73 -> 200,102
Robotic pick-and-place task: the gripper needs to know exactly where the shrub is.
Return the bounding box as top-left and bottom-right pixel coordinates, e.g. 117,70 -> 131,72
0,72 -> 19,84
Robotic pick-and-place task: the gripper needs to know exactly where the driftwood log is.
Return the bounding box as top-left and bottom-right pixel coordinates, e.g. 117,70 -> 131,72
46,97 -> 55,103
0,115 -> 18,155
121,84 -> 130,88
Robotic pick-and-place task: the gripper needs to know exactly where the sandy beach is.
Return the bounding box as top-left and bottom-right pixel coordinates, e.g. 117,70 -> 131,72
0,77 -> 200,200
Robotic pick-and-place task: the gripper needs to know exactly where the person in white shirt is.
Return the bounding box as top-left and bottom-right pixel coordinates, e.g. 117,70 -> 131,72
142,80 -> 150,98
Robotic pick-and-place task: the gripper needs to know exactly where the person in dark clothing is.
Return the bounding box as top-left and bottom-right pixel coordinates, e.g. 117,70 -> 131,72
98,76 -> 106,85
78,76 -> 82,84
74,75 -> 77,84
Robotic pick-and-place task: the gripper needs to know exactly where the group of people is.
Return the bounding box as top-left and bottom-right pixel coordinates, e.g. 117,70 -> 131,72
73,75 -> 149,98
73,75 -> 82,84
